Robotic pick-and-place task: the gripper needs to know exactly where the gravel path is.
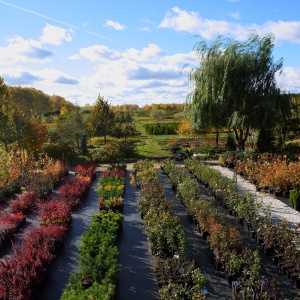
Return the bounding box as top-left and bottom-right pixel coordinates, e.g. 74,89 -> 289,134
210,165 -> 300,227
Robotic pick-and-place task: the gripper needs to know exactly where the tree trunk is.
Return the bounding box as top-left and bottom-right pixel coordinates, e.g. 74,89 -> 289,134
233,128 -> 241,150
233,128 -> 245,151
215,131 -> 219,146
3,141 -> 9,152
241,126 -> 250,151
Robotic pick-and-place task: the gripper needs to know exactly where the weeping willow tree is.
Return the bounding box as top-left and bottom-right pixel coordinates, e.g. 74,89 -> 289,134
187,32 -> 289,150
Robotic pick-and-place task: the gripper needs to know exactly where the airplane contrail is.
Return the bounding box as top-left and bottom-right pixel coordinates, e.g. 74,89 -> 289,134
0,0 -> 115,43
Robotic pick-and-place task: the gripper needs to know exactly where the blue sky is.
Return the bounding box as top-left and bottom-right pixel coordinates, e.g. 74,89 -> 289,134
0,0 -> 300,107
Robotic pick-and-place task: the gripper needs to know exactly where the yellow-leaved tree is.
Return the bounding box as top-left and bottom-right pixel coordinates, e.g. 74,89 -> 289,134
176,117 -> 195,136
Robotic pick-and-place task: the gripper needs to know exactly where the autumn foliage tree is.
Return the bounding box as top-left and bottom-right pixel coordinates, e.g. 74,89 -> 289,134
176,117 -> 195,136
22,119 -> 49,154
0,77 -> 15,152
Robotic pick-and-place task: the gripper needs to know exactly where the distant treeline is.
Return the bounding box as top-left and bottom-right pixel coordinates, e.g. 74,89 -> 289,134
144,122 -> 179,135
10,86 -> 74,116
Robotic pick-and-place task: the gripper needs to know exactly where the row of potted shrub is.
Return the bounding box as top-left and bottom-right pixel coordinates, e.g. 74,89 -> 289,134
162,158 -> 277,298
7,159 -> 68,214
132,159 -> 207,299
60,164 -> 125,299
98,164 -> 126,211
184,157 -> 300,290
222,152 -> 300,203
0,154 -> 69,202
0,211 -> 26,245
0,224 -> 67,300
0,159 -> 68,247
39,161 -> 97,226
60,210 -> 123,299
0,161 -> 97,299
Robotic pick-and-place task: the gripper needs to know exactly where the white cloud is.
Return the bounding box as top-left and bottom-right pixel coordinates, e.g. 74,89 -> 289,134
159,7 -> 300,43
124,44 -> 167,61
229,11 -> 240,20
159,7 -> 202,34
0,24 -> 75,66
277,66 -> 300,92
72,43 -> 168,63
1,67 -> 73,86
163,51 -> 197,70
0,36 -> 52,65
105,20 -> 126,30
63,43 -> 191,105
140,17 -> 155,25
260,21 -> 300,43
40,23 -> 73,45
73,45 -> 122,61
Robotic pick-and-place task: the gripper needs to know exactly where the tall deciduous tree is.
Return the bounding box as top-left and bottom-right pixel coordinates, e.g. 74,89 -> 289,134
187,32 -> 289,150
22,118 -> 49,154
57,108 -> 85,153
88,95 -> 115,144
0,77 -> 15,152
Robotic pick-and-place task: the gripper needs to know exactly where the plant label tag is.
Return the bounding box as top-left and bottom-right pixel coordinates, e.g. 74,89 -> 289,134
232,281 -> 239,287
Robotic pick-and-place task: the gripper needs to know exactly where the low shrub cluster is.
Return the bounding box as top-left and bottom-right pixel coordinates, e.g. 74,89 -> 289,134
7,159 -> 68,213
39,161 -> 96,225
144,122 -> 179,135
0,211 -> 26,245
0,155 -> 68,202
60,210 -> 123,300
98,165 -> 126,211
9,190 -> 40,213
0,225 -> 67,299
92,141 -> 137,163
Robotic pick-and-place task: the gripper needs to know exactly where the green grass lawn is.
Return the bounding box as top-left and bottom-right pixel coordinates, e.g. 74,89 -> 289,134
134,121 -> 171,159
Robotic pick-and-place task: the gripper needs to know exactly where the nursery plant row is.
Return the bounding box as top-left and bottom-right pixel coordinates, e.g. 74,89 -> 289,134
0,155 -> 68,201
183,156 -> 300,290
0,161 -> 97,300
222,152 -> 300,204
161,158 -> 278,299
60,210 -> 123,299
0,159 -> 68,245
60,164 -> 126,299
98,165 -> 126,211
132,159 -> 207,300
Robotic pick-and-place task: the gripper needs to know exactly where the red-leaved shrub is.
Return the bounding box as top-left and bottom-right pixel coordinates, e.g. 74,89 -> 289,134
9,191 -> 39,213
0,211 -> 26,244
0,225 -> 67,300
39,198 -> 72,226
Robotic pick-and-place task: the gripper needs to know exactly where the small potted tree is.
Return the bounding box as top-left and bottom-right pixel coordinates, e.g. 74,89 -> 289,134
290,188 -> 300,210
